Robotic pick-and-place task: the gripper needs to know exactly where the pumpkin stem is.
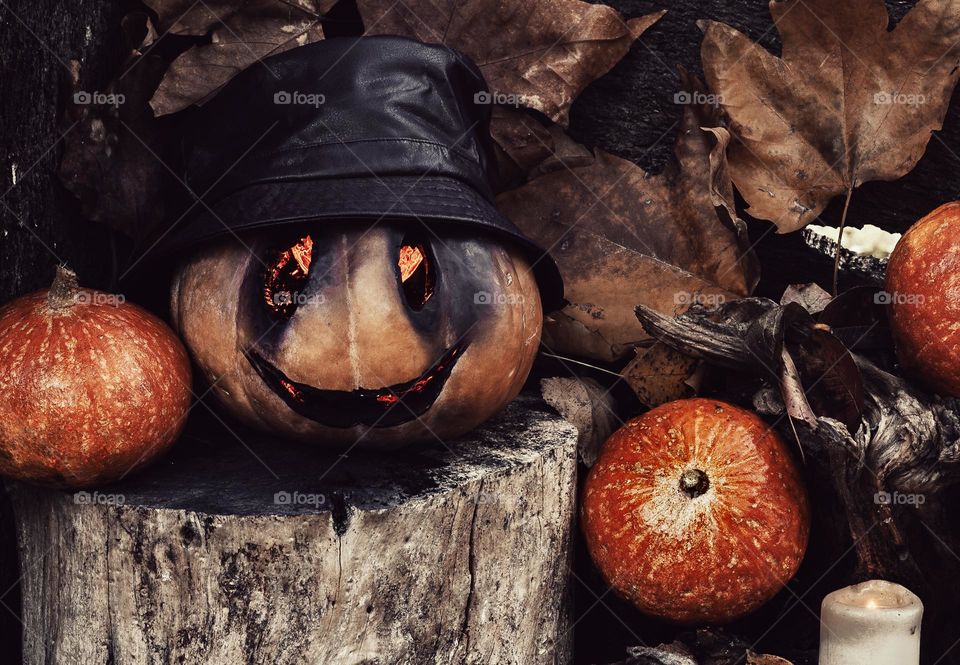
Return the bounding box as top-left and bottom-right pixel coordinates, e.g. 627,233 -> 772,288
679,468 -> 710,498
48,265 -> 80,310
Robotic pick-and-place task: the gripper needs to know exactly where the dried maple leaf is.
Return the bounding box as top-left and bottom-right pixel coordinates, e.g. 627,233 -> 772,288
700,0 -> 960,234
356,0 -> 664,125
147,0 -> 333,115
496,77 -> 758,362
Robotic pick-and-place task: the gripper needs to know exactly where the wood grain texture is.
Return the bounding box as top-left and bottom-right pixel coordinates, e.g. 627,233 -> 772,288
11,394 -> 578,665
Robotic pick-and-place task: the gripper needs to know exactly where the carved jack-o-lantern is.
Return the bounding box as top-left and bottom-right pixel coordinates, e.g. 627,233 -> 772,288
171,224 -> 543,448
150,37 -> 563,447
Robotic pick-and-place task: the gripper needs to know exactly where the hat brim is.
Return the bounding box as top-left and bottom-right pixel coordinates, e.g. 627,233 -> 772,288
137,175 -> 564,312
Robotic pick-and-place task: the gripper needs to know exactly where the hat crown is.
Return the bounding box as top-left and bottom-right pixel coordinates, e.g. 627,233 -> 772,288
141,36 -> 564,311
185,36 -> 497,205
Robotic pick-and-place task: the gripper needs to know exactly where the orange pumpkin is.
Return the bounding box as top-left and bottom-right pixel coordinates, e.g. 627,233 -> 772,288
171,225 -> 542,448
581,398 -> 810,624
886,201 -> 960,396
0,267 -> 192,487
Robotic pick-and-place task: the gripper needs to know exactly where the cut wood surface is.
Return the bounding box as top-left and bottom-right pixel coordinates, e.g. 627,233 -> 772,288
11,394 -> 578,665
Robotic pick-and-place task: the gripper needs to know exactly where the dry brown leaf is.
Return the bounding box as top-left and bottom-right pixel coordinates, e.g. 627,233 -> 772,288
59,14 -> 176,241
489,107 -> 556,189
121,11 -> 158,51
143,0 -> 242,35
540,377 -> 619,466
530,125 -> 596,178
780,346 -> 817,426
746,652 -> 793,665
622,343 -> 699,408
497,82 -> 757,362
781,282 -> 833,314
148,0 -> 332,115
490,109 -> 596,190
539,311 -> 622,361
356,0 -> 664,125
700,0 -> 960,233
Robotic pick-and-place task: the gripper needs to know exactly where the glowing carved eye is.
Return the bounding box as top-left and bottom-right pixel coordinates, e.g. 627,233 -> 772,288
398,239 -> 434,310
263,234 -> 314,319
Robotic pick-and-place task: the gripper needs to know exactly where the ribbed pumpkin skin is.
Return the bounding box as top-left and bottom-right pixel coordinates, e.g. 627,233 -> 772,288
581,398 -> 810,624
886,201 -> 960,396
0,279 -> 192,488
171,226 -> 543,449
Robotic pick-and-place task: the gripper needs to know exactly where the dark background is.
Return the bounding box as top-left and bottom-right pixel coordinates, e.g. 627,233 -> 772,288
1,0 -> 958,662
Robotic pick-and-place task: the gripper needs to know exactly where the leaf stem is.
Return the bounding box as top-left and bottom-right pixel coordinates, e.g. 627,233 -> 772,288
832,186 -> 854,296
539,352 -> 623,379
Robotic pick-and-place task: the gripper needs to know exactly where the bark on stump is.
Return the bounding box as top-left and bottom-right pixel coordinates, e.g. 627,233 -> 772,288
11,394 -> 578,665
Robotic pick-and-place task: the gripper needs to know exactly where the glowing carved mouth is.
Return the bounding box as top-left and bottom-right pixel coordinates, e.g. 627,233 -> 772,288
245,340 -> 468,428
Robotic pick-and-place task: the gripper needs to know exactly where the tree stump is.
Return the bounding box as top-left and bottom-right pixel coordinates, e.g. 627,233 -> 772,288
10,394 -> 578,665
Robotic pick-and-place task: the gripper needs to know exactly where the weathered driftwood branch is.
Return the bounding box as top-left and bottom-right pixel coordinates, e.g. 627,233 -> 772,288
634,299 -> 960,494
11,394 -> 578,665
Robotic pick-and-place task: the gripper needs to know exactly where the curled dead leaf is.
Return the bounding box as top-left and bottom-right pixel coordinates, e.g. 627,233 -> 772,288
621,342 -> 699,408
497,80 -> 756,362
700,0 -> 960,232
634,297 -> 865,431
781,282 -> 833,314
356,0 -> 664,125
614,631 -> 795,665
147,0 -> 332,115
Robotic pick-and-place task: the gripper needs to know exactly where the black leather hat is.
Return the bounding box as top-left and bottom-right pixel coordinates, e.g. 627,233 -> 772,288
149,35 -> 563,310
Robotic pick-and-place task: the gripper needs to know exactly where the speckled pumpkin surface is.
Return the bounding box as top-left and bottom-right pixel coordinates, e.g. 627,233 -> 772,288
0,268 -> 192,488
886,201 -> 960,396
581,398 -> 810,624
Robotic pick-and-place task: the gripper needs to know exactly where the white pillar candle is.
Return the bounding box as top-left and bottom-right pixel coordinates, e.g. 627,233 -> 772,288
819,579 -> 923,665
